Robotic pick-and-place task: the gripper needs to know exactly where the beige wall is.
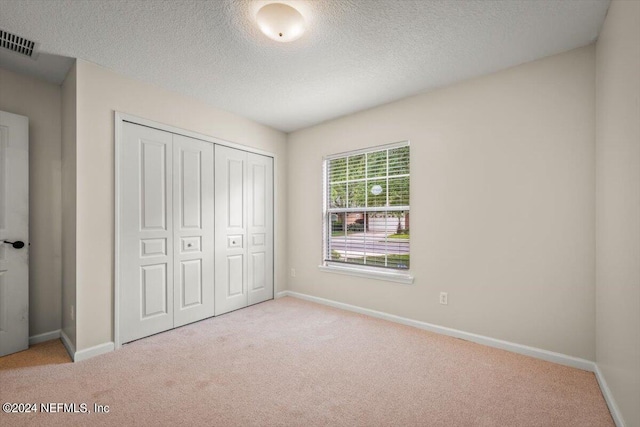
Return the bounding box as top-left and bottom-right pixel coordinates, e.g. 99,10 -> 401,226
0,67 -> 62,338
288,46 -> 596,360
595,1 -> 640,425
61,63 -> 77,347
73,60 -> 288,350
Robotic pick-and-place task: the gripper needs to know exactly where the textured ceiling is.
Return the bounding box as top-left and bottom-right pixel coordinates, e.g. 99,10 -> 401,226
0,0 -> 610,132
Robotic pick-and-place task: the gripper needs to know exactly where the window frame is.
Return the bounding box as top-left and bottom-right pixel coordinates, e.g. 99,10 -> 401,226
320,141 -> 414,285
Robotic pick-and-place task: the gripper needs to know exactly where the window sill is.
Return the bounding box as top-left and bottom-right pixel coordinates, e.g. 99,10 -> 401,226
318,263 -> 414,285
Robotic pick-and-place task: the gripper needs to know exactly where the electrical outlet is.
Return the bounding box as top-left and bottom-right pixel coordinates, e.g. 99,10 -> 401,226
439,292 -> 448,305
70,305 -> 75,320
290,268 -> 296,277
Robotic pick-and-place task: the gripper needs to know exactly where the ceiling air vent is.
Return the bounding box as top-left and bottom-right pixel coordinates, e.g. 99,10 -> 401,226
0,29 -> 39,59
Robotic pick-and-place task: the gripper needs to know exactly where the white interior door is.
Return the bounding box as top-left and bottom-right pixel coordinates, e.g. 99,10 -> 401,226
172,134 -> 214,327
214,145 -> 248,315
0,111 -> 29,357
120,123 -> 174,343
247,153 -> 273,305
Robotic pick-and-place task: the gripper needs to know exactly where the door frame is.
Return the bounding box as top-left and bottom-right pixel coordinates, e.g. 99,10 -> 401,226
114,112 -> 276,349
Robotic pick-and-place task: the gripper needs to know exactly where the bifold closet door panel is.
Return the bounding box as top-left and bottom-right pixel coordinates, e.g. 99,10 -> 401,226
214,145 -> 248,315
120,123 -> 174,343
247,153 -> 273,305
172,135 -> 214,327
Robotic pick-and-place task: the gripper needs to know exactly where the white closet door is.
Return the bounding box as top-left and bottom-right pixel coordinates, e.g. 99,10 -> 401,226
214,145 -> 248,315
120,123 -> 174,343
172,135 -> 214,327
247,153 -> 273,305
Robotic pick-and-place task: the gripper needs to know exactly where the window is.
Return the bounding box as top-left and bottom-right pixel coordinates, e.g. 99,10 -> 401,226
322,141 -> 410,280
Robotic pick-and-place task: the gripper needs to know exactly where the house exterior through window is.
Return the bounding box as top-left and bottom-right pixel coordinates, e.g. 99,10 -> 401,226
323,141 -> 410,273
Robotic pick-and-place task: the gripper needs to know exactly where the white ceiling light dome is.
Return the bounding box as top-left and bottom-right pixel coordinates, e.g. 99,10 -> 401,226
256,2 -> 306,42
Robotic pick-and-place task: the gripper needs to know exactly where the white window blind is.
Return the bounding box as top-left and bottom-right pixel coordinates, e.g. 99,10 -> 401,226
324,142 -> 410,271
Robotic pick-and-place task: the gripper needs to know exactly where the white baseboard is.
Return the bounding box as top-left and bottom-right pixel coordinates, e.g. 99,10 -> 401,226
594,365 -> 626,427
74,342 -> 115,363
60,330 -> 76,361
58,329 -> 115,363
29,329 -> 61,345
278,290 -> 595,371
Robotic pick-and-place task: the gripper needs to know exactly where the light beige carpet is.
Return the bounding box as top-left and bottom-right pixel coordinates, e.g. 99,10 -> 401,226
0,297 -> 613,426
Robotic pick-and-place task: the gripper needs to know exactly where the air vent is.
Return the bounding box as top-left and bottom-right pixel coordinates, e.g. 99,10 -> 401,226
0,29 -> 39,59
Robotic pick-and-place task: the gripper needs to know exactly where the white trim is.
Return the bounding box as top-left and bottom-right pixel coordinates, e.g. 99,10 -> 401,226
74,341 -> 115,363
59,334 -> 115,363
318,264 -> 414,285
114,112 -> 278,348
322,160 -> 328,271
272,152 -> 278,301
326,206 -> 410,214
280,290 -> 594,371
114,112 -> 122,349
60,330 -> 75,361
29,329 -> 61,345
594,364 -> 626,427
116,112 -> 275,157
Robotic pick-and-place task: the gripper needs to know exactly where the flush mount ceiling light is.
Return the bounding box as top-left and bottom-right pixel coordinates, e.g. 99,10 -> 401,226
256,2 -> 306,42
